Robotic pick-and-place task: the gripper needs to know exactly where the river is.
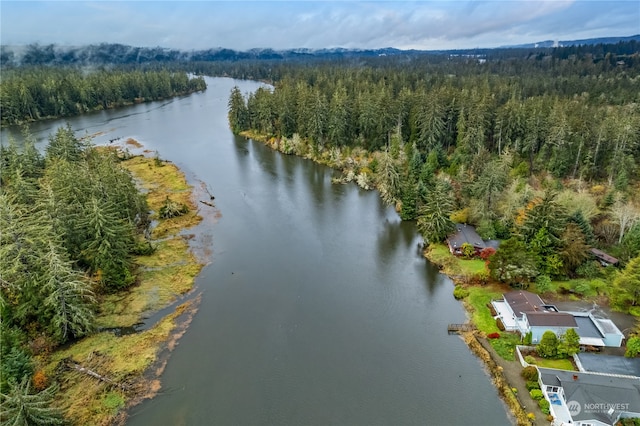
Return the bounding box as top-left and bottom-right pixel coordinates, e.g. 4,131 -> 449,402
1,77 -> 511,425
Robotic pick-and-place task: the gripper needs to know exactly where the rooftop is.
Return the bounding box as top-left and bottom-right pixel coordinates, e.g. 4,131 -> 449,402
504,290 -> 545,316
539,368 -> 640,424
589,248 -> 619,265
447,223 -> 486,249
526,312 -> 578,327
574,315 -> 604,338
577,353 -> 640,378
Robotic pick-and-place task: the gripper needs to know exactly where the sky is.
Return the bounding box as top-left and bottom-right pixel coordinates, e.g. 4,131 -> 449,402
1,1 -> 639,51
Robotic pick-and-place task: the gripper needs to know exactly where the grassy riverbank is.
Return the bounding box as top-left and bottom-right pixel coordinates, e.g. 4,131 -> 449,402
39,146 -> 204,425
423,243 -> 541,424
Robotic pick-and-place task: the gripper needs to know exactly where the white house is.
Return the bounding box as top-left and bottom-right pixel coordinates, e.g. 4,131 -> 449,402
538,368 -> 640,426
491,291 -> 624,348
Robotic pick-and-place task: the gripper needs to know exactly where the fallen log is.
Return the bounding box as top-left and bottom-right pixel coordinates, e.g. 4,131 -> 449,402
199,200 -> 215,207
64,359 -> 129,391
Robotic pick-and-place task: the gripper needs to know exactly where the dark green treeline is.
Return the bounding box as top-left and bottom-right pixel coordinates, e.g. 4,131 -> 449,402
228,60 -> 639,184
0,68 -> 206,126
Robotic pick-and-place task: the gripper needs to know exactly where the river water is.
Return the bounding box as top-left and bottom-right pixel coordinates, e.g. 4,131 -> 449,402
2,77 -> 511,425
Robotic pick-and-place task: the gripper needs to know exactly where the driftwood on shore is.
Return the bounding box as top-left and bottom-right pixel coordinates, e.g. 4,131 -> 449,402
199,200 -> 215,207
63,358 -> 130,391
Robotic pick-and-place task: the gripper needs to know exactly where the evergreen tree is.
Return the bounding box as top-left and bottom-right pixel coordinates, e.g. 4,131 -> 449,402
41,241 -> 95,342
79,197 -> 134,290
568,211 -> 596,246
228,86 -> 248,134
417,179 -> 455,243
376,147 -> 401,206
0,377 -> 65,426
45,124 -> 86,164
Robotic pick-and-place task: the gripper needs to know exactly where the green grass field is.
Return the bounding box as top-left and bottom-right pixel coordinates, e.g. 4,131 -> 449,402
466,286 -> 502,334
426,243 -> 488,278
532,357 -> 576,371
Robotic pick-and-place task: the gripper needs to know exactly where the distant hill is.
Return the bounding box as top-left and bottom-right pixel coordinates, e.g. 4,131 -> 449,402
1,35 -> 638,67
505,34 -> 640,48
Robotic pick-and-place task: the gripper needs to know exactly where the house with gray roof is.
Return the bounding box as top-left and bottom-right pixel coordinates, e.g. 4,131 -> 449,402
446,223 -> 486,256
524,312 -> 577,344
491,290 -> 558,334
491,291 -> 624,347
538,368 -> 640,425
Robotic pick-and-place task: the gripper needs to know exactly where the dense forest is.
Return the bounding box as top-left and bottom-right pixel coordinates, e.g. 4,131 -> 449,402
227,41 -> 640,311
0,68 -> 206,126
0,127 -> 151,423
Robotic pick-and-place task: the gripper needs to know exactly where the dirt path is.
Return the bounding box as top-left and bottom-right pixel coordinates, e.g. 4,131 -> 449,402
477,336 -> 546,425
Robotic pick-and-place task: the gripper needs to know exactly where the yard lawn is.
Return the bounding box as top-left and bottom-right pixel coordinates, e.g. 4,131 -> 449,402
532,357 -> 576,371
426,243 -> 488,279
489,333 -> 521,361
465,286 -> 503,334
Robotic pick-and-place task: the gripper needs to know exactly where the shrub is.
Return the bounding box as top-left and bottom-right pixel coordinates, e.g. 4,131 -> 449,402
535,274 -> 552,293
524,355 -> 536,365
159,196 -> 189,219
530,389 -> 544,400
538,398 -> 550,415
487,332 -> 500,339
625,337 -> 640,358
450,208 -> 469,224
576,261 -> 600,279
524,331 -> 532,345
32,370 -> 48,391
526,412 -> 536,422
461,242 -> 475,258
479,247 -> 496,260
496,318 -> 506,331
558,328 -> 580,358
537,331 -> 559,358
526,380 -> 540,391
573,280 -> 592,295
131,240 -> 156,256
453,285 -> 469,300
521,366 -> 538,381
153,151 -> 163,167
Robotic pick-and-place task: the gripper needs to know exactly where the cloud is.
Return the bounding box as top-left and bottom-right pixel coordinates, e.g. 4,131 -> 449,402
1,0 -> 638,50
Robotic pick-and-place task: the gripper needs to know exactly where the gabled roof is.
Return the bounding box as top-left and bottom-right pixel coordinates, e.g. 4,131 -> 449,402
504,290 -> 545,316
539,368 -> 640,424
447,224 -> 486,249
589,248 -> 619,265
526,312 -> 578,327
